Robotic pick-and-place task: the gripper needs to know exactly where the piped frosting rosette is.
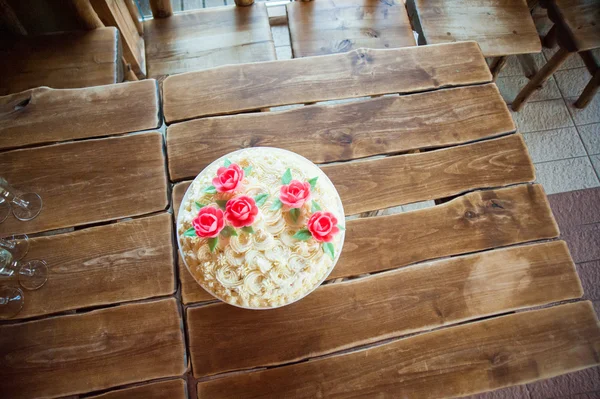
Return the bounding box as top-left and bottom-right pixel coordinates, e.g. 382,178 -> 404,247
176,147 -> 345,309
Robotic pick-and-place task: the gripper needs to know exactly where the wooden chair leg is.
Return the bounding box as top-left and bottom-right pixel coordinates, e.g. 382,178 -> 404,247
512,47 -> 570,111
574,69 -> 600,109
150,0 -> 172,18
517,54 -> 538,79
579,50 -> 599,75
489,56 -> 508,80
543,25 -> 557,48
234,0 -> 255,5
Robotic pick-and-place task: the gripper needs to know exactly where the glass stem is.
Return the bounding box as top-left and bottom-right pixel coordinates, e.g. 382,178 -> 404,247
12,197 -> 30,209
0,238 -> 16,250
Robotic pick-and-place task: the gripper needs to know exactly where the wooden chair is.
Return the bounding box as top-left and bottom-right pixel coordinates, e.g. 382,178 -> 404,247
512,0 -> 600,111
286,0 -> 416,58
408,0 -> 542,79
143,0 -> 276,78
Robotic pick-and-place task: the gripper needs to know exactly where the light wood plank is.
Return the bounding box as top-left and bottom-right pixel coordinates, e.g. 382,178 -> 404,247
11,213 -> 175,319
0,132 -> 168,235
197,301 -> 600,398
91,0 -> 147,78
144,4 -> 275,78
0,298 -> 186,399
0,80 -> 160,150
88,379 -> 187,399
188,241 -> 582,377
163,41 -> 491,123
412,0 -> 542,57
0,27 -> 122,95
286,0 -> 416,57
334,183 -> 558,279
323,133 -> 534,215
166,83 -> 514,180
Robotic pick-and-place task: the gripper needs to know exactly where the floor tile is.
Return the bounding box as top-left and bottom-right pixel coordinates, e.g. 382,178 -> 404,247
492,53 -> 546,77
592,155 -> 600,179
275,46 -> 292,60
205,0 -> 226,7
567,94 -> 600,126
543,46 -> 585,70
577,260 -> 600,301
528,367 -> 600,399
548,187 -> 600,228
579,124 -> 600,155
511,99 -> 574,133
271,25 -> 290,47
463,385 -> 530,399
534,157 -> 600,195
401,200 -> 435,212
496,75 -> 561,104
561,223 -> 600,264
554,67 -> 592,98
522,127 -> 586,163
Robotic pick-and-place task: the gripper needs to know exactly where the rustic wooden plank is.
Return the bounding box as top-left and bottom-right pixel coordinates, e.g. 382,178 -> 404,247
187,240 -> 582,377
11,213 -> 175,320
0,27 -> 122,96
88,379 -> 187,399
166,83 -> 514,180
0,298 -> 186,399
549,0 -> 600,52
333,183 -> 558,279
144,4 -> 275,78
0,132 -> 168,235
173,180 -> 220,304
0,80 -> 160,150
197,301 -> 600,398
163,41 -> 492,123
324,133 -> 534,215
92,0 -> 147,78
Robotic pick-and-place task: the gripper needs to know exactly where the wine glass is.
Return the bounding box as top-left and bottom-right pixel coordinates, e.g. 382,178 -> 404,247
0,177 -> 43,221
0,247 -> 47,291
0,199 -> 9,223
0,248 -> 24,319
0,234 -> 29,261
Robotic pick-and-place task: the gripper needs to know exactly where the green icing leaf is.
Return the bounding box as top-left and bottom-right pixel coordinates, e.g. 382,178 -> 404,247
220,226 -> 238,237
216,200 -> 228,210
270,198 -> 283,210
290,208 -> 299,223
311,200 -> 321,212
282,168 -> 292,185
183,227 -> 197,237
323,242 -> 335,260
337,224 -> 345,231
241,226 -> 254,234
254,193 -> 269,207
308,176 -> 318,189
243,166 -> 252,176
208,237 -> 218,252
194,202 -> 206,211
204,185 -> 217,194
224,158 -> 232,167
293,229 -> 312,241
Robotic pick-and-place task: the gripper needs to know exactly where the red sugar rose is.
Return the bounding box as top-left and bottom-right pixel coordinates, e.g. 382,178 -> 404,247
213,164 -> 244,193
279,180 -> 311,208
192,206 -> 225,238
307,211 -> 339,243
225,195 -> 259,228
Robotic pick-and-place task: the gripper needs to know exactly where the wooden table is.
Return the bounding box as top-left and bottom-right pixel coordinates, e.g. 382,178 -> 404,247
0,42 -> 598,399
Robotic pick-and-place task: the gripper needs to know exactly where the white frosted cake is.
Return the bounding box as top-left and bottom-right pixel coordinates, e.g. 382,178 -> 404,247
177,147 -> 345,309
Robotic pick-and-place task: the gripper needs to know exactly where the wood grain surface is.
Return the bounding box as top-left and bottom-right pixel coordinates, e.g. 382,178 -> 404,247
166,84 -> 514,180
144,3 -> 275,78
196,301 -> 600,398
10,213 -> 175,320
547,0 -> 600,52
163,41 -> 491,122
412,0 -> 542,57
333,183 -> 558,279
88,379 -> 187,399
187,241 -> 582,377
0,27 -> 122,95
0,298 -> 186,399
0,132 -> 168,235
0,80 -> 160,150
323,134 -> 534,215
286,0 -> 416,57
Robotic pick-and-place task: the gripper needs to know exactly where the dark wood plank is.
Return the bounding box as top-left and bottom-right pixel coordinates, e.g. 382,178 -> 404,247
333,183 -> 558,279
0,132 -> 168,235
323,133 -> 534,215
187,240 -> 582,377
11,213 -> 175,320
548,0 -> 600,52
88,379 -> 187,399
163,41 -> 491,123
166,83 -> 515,180
0,80 -> 160,150
0,298 -> 186,399
0,27 -> 122,96
144,4 -> 275,78
196,301 -> 600,398
412,0 -> 542,57
286,0 -> 416,57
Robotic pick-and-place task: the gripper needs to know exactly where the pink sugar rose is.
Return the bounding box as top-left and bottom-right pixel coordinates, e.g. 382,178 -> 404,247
279,180 -> 311,208
225,195 -> 259,228
307,211 -> 339,243
213,164 -> 244,193
192,206 -> 225,238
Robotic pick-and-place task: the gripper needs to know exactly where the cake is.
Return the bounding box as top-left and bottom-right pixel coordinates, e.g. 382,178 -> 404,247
177,148 -> 345,309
